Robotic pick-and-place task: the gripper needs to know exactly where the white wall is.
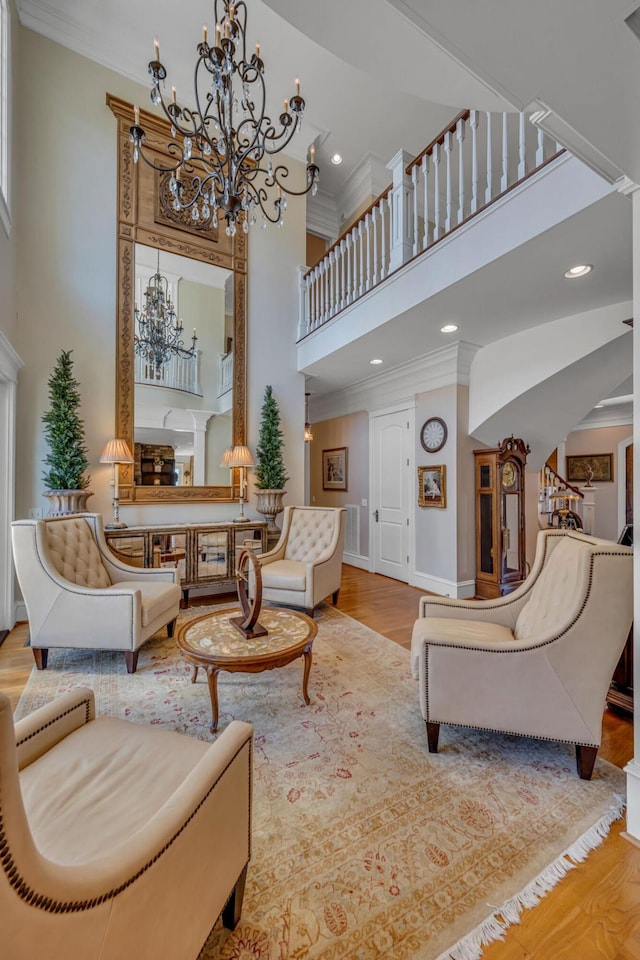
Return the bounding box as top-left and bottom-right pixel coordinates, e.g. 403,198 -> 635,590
13,28 -> 306,524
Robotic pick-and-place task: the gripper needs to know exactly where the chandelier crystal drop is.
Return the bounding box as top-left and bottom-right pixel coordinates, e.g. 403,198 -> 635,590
129,0 -> 320,232
134,253 -> 198,375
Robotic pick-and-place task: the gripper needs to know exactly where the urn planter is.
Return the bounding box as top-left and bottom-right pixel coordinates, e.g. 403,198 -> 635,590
255,489 -> 286,536
43,490 -> 94,516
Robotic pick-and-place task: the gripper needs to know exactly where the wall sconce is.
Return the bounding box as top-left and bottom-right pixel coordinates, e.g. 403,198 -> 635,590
304,392 -> 313,443
227,445 -> 254,522
100,438 -> 134,529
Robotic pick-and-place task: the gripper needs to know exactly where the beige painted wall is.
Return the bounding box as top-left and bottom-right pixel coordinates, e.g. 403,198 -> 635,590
309,411 -> 369,558
564,423 -> 632,541
13,28 -> 305,525
0,0 -> 17,344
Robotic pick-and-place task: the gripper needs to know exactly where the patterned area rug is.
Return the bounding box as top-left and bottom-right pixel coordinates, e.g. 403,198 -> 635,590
16,603 -> 625,960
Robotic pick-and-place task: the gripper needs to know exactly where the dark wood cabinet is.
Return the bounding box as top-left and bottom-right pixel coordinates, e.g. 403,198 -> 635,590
474,437 -> 529,599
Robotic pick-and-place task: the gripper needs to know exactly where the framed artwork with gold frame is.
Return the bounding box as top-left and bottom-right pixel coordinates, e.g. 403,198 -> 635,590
418,465 -> 446,508
566,453 -> 613,483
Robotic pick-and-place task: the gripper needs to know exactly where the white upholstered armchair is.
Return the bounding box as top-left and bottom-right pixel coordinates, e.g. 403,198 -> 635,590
12,514 -> 181,673
259,506 -> 346,617
0,687 -> 252,960
411,529 -> 633,779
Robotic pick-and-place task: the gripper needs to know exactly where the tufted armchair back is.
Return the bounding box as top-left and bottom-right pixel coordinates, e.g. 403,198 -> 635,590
44,517 -> 112,588
284,508 -> 340,562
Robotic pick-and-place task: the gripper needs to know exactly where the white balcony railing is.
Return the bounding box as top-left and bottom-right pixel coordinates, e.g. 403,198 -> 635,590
218,351 -> 233,398
135,351 -> 201,395
298,110 -> 564,340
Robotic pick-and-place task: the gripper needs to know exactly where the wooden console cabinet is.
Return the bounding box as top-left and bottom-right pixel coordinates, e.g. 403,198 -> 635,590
106,520 -> 268,606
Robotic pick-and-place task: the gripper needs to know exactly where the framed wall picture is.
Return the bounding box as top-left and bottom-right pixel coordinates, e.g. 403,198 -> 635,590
566,453 -> 613,483
418,465 -> 446,508
322,447 -> 348,491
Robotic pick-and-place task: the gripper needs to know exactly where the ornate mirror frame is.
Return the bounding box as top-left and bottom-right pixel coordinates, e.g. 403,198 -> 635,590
107,95 -> 246,503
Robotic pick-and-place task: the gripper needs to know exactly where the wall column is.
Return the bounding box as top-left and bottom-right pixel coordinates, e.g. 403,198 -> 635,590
625,185 -> 640,840
0,332 -> 24,633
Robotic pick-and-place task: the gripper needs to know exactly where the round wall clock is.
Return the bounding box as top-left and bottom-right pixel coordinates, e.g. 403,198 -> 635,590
420,416 -> 448,453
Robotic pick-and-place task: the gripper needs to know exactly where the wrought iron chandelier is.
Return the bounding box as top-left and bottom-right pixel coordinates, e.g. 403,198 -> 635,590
134,254 -> 198,374
129,0 -> 320,237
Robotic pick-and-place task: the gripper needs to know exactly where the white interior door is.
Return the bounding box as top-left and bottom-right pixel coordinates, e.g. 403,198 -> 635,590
370,407 -> 412,581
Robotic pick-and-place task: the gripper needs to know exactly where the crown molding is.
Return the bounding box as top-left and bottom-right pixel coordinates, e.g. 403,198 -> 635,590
336,152 -> 390,227
309,341 -> 480,422
306,188 -> 340,241
529,101 -> 624,184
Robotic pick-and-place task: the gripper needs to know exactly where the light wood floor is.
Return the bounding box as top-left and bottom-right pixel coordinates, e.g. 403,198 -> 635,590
2,564 -> 638,958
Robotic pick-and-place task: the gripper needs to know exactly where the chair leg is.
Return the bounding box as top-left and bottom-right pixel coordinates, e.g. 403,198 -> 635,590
332,589 -> 340,606
32,648 -> 48,670
305,607 -> 315,619
124,650 -> 139,674
576,744 -> 598,780
426,721 -> 440,753
167,617 -> 177,638
222,865 -> 248,930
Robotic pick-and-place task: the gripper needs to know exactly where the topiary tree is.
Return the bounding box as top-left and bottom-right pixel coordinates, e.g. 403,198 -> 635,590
254,384 -> 289,490
42,349 -> 91,491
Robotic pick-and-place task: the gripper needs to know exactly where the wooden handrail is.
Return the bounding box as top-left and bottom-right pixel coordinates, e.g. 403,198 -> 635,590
543,462 -> 584,499
407,109 -> 471,174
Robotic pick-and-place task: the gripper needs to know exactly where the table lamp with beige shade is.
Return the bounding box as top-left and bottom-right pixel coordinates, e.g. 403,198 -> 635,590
228,445 -> 254,523
100,438 -> 134,529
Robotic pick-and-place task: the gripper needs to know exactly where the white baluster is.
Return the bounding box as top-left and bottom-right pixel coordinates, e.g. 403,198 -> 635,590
422,154 -> 430,250
501,112 -> 509,192
328,250 -> 335,318
311,267 -> 317,328
536,127 -> 545,167
339,239 -> 347,311
485,111 -> 493,204
518,112 -> 526,180
366,212 -> 373,291
318,261 -> 325,323
456,116 -> 466,224
555,141 -> 563,154
433,142 -> 441,240
358,220 -> 365,296
345,234 -> 352,305
470,110 -> 479,213
380,194 -> 388,280
372,206 -> 379,286
444,131 -> 453,233
387,191 -> 393,270
412,163 -> 420,256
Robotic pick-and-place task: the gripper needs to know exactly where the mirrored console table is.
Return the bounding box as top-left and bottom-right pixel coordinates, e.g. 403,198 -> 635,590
105,521 -> 268,606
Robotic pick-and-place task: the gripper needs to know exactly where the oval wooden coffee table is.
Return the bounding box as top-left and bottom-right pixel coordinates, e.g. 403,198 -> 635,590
176,606 -> 318,732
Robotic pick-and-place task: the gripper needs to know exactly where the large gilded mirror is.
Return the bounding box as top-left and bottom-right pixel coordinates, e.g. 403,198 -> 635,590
108,94 -> 246,503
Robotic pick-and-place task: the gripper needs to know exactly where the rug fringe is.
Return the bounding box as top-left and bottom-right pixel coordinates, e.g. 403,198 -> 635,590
436,795 -> 625,960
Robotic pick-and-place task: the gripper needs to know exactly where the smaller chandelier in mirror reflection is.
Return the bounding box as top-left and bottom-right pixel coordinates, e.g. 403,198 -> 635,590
134,254 -> 198,377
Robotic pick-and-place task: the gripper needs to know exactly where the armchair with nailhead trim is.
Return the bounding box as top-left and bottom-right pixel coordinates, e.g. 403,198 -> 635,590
411,529 -> 633,779
0,687 -> 253,960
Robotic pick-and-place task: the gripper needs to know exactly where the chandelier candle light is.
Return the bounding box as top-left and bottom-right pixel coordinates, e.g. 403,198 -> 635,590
100,439 -> 134,529
130,0 -> 320,236
134,252 -> 197,376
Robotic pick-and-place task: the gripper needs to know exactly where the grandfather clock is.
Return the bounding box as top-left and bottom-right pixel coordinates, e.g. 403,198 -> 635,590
474,437 -> 530,599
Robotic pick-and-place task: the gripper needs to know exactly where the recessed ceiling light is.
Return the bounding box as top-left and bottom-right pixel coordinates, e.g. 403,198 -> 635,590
370,358 -> 383,365
330,153 -> 343,165
564,264 -> 593,278
440,324 -> 458,333
594,403 -> 605,408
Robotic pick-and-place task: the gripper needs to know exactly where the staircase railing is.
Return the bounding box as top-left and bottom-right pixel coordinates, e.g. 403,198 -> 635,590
298,110 -> 564,340
539,462 -> 584,526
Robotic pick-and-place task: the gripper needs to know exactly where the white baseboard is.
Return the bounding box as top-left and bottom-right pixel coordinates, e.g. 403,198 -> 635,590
14,600 -> 26,623
411,571 -> 475,599
624,758 -> 640,840
343,552 -> 370,571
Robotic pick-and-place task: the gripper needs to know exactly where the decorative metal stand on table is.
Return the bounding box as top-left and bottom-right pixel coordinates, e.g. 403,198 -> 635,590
176,549 -> 317,732
105,520 -> 267,606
